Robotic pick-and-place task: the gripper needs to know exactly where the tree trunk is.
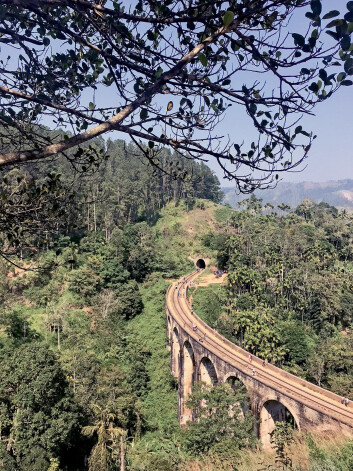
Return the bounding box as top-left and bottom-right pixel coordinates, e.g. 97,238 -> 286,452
120,435 -> 125,471
57,324 -> 61,351
73,356 -> 76,393
93,201 -> 97,233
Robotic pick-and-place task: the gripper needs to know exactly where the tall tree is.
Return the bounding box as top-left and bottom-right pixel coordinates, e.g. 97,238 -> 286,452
184,382 -> 255,456
0,343 -> 82,470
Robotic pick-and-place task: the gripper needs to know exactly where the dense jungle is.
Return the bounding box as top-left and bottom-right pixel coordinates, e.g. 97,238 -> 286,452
0,140 -> 353,471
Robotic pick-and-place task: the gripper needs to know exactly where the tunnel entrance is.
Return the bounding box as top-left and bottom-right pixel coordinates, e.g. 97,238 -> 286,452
196,259 -> 206,269
260,400 -> 297,448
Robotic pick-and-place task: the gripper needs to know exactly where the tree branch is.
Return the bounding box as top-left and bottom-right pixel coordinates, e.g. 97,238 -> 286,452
0,20 -> 238,167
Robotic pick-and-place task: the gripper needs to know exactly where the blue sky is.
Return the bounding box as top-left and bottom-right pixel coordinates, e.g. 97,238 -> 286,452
119,0 -> 353,186
212,83 -> 353,187
206,0 -> 353,186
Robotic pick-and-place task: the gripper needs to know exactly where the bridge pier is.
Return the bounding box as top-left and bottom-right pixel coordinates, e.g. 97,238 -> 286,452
179,340 -> 195,425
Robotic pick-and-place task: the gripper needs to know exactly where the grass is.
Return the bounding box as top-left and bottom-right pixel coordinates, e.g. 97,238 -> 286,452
154,199 -> 228,265
237,431 -> 353,471
214,206 -> 235,225
178,432 -> 353,471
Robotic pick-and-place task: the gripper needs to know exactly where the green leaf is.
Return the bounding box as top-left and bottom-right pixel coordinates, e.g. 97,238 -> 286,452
223,11 -> 234,27
326,19 -> 345,28
56,31 -> 66,40
309,82 -> 319,93
344,58 -> 353,75
198,52 -> 208,67
89,102 -> 95,110
311,29 -> 319,39
292,33 -> 305,47
249,103 -> 257,115
337,72 -> 346,82
310,0 -> 322,16
322,10 -> 340,20
210,103 -> 218,114
231,40 -> 240,52
341,79 -> 353,85
140,108 -> 148,120
155,67 -> 163,78
326,30 -> 340,40
341,35 -> 351,51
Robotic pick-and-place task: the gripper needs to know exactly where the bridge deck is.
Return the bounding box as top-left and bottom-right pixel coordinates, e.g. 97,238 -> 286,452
167,271 -> 353,428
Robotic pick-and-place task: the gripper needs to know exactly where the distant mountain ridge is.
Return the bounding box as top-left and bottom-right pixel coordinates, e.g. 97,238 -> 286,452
222,179 -> 353,210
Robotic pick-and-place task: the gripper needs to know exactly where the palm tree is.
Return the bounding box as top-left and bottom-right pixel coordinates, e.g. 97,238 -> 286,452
83,405 -> 125,471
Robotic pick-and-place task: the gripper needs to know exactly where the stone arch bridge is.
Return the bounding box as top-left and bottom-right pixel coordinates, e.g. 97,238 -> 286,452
166,270 -> 353,447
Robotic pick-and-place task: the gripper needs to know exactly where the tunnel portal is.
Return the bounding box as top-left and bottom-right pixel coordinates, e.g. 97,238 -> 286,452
196,259 -> 206,269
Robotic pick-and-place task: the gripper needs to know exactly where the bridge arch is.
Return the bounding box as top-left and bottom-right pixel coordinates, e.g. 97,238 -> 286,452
224,373 -> 248,391
171,327 -> 180,377
225,375 -> 250,416
259,397 -> 299,448
180,340 -> 196,425
196,258 -> 206,269
199,357 -> 218,385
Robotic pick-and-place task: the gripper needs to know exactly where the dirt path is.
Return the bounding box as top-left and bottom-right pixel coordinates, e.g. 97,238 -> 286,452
197,270 -> 227,286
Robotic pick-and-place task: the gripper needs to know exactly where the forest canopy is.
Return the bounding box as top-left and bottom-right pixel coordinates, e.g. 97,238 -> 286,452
0,137 -> 222,258
1,191 -> 353,470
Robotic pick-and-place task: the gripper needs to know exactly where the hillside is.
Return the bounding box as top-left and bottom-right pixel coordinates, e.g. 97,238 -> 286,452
1,193 -> 353,471
223,179 -> 353,210
0,198 -> 234,471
